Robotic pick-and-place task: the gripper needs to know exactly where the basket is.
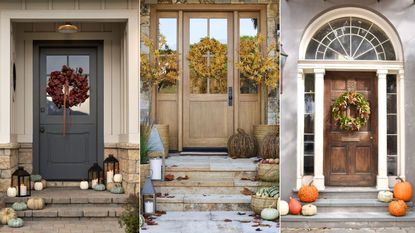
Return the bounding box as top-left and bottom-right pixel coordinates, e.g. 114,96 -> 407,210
154,124 -> 169,158
253,125 -> 278,157
257,163 -> 279,182
251,195 -> 278,215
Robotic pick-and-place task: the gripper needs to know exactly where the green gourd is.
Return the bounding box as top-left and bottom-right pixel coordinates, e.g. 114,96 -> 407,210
30,174 -> 42,182
7,218 -> 23,228
11,202 -> 27,211
110,184 -> 124,194
261,207 -> 279,220
139,215 -> 145,228
93,184 -> 106,191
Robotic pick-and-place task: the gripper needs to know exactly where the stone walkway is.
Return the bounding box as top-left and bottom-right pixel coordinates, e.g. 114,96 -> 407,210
283,227 -> 415,233
141,211 -> 279,233
0,219 -> 124,233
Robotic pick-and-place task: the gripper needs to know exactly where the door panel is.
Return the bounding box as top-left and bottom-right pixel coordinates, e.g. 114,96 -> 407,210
324,72 -> 378,186
183,12 -> 234,148
36,46 -> 100,180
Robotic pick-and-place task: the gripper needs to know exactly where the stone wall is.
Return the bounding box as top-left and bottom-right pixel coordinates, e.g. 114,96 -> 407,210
0,144 -> 19,192
116,143 -> 140,194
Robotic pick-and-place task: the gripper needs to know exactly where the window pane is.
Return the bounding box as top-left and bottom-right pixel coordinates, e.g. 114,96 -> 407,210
190,18 -> 207,45
209,18 -> 227,94
158,17 -> 178,93
304,135 -> 314,154
387,135 -> 397,155
387,156 -> 397,176
387,75 -> 397,93
69,56 -> 89,74
304,155 -> 314,175
304,74 -> 315,92
47,56 -> 66,74
239,17 -> 258,94
305,94 -> 314,114
387,115 -> 397,134
387,95 -> 397,113
304,115 -> 314,133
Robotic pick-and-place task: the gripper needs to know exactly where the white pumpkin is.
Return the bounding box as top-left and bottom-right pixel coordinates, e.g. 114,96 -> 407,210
113,174 -> 123,183
301,204 -> 317,216
7,187 -> 17,197
278,199 -> 289,216
34,182 -> 43,191
261,208 -> 279,220
378,191 -> 393,203
80,181 -> 89,190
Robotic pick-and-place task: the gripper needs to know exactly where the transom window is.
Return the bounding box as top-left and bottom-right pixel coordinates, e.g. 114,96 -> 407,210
306,17 -> 396,60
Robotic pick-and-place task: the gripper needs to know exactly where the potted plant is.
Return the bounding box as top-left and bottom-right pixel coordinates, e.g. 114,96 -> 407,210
140,36 -> 179,157
139,118 -> 152,188
118,194 -> 139,233
237,35 -> 279,157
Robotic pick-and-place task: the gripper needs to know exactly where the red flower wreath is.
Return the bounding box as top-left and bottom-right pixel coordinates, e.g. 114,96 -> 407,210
46,65 -> 89,109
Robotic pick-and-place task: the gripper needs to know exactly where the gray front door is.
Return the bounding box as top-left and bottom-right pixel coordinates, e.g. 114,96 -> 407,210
34,42 -> 103,180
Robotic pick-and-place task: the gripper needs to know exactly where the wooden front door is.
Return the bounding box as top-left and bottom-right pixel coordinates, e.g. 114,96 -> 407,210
183,12 -> 234,148
324,72 -> 377,186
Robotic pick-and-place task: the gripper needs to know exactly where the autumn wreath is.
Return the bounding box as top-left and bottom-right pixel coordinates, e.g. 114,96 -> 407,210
331,91 -> 370,131
46,65 -> 89,109
187,37 -> 227,81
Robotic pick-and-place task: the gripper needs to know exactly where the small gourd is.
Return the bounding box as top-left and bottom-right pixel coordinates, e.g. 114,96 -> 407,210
80,181 -> 89,190
389,199 -> 407,217
139,214 -> 145,228
41,179 -> 47,189
301,204 -> 317,216
261,208 -> 279,220
298,180 -> 319,203
378,191 -> 393,203
27,197 -> 45,210
288,197 -> 302,215
34,182 -> 43,191
7,218 -> 23,228
30,174 -> 42,182
93,184 -> 106,191
11,202 -> 27,211
0,208 -> 16,225
106,182 -> 115,191
278,199 -> 289,216
110,184 -> 124,194
7,187 -> 17,197
113,174 -> 123,183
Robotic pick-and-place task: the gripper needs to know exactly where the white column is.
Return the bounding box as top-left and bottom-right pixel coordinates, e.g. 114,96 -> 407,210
296,69 -> 304,189
126,14 -> 139,144
0,14 -> 11,144
377,69 -> 389,190
398,70 -> 405,180
314,68 -> 325,190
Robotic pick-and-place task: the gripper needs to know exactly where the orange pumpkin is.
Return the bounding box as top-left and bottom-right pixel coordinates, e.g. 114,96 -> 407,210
394,177 -> 413,202
298,180 -> 319,203
388,199 -> 407,217
289,197 -> 302,215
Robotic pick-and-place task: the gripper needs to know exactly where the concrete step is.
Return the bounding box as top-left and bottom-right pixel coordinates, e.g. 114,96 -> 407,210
162,170 -> 257,180
308,199 -> 413,213
15,206 -> 124,219
282,210 -> 415,228
156,194 -> 251,212
294,187 -> 383,199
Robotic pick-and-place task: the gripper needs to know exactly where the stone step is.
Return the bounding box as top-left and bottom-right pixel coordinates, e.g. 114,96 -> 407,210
162,170 -> 257,180
282,210 -> 415,228
155,186 -> 256,195
156,194 -> 251,212
294,187 -> 384,199
307,199 -> 413,213
15,206 -> 124,219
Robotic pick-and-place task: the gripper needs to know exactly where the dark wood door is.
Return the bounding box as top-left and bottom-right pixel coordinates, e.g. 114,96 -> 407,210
34,42 -> 103,180
324,72 -> 377,186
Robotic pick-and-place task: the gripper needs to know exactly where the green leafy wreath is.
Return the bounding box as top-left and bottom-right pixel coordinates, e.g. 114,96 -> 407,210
331,91 -> 371,131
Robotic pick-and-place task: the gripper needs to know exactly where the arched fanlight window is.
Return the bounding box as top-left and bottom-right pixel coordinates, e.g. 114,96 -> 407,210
305,17 -> 396,60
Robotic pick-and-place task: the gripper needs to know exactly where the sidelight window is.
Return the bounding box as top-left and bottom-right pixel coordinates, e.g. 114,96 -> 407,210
304,74 -> 315,175
387,74 -> 398,176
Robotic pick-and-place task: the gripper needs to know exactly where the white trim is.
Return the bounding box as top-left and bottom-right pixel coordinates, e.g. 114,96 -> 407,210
299,7 -> 403,61
296,69 -> 305,189
313,68 -> 325,190
377,69 -> 389,190
398,70 -> 405,181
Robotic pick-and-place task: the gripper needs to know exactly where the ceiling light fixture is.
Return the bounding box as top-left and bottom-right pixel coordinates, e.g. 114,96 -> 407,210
57,23 -> 79,33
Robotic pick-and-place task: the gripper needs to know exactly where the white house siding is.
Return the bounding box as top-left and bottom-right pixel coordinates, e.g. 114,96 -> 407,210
0,0 -> 140,194
280,0 -> 415,200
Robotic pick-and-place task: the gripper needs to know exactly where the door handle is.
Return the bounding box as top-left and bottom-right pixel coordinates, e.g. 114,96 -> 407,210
40,127 -> 45,133
40,107 -> 45,113
228,87 -> 233,106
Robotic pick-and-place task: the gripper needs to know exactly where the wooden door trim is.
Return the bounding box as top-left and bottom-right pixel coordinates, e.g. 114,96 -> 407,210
323,71 -> 378,186
152,4 -> 267,12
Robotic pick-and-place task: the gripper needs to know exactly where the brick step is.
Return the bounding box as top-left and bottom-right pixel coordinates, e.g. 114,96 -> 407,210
282,210 -> 415,228
156,194 -> 251,212
305,199 -> 414,213
14,206 -> 124,219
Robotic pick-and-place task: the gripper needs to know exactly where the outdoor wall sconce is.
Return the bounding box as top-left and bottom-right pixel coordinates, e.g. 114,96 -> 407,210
103,154 -> 120,184
58,22 -> 79,33
142,175 -> 156,215
88,163 -> 103,189
11,167 -> 31,197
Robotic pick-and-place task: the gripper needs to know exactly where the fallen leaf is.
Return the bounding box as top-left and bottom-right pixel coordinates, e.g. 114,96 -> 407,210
231,156 -> 238,159
241,177 -> 250,180
237,212 -> 246,215
155,193 -> 162,197
251,224 -> 259,227
240,188 -> 255,196
239,220 -> 251,223
224,219 -> 232,222
176,175 -> 189,181
259,224 -> 270,227
167,196 -> 175,198
171,165 -> 178,167
165,174 -> 175,181
255,228 -> 262,231
155,210 -> 166,216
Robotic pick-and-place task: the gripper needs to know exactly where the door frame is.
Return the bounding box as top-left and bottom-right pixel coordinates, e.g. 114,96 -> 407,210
150,4 -> 267,151
323,71 -> 378,187
32,40 -> 104,175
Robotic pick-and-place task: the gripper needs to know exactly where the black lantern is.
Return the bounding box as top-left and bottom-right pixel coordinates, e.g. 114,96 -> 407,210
88,163 -> 103,189
141,175 -> 156,215
11,167 -> 31,197
103,154 -> 119,184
